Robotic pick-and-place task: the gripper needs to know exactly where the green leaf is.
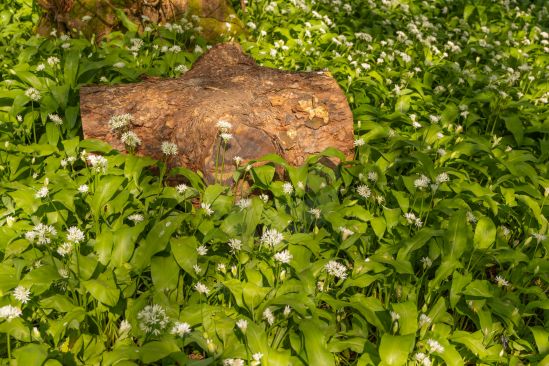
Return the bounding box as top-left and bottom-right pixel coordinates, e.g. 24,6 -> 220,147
46,122 -> 59,146
503,115 -> 524,145
171,236 -> 199,278
444,211 -> 470,261
111,224 -> 146,267
473,216 -> 496,249
140,340 -> 179,363
64,51 -> 80,87
395,95 -> 410,113
151,255 -> 180,290
300,319 -> 335,366
114,8 -> 139,33
391,302 -> 418,335
131,215 -> 184,271
83,276 -> 120,306
530,326 -> 549,354
14,343 -> 49,366
379,334 -> 415,366
251,164 -> 276,187
370,217 -> 386,238
90,175 -> 126,218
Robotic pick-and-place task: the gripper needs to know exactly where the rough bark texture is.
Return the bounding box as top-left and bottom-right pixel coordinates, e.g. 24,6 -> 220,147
80,43 -> 354,182
36,0 -> 240,40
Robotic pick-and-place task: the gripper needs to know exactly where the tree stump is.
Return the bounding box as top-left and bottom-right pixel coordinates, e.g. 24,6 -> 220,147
80,43 -> 354,182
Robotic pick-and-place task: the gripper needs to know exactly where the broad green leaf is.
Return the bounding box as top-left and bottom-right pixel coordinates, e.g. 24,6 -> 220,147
151,255 -> 179,290
171,236 -> 199,278
90,175 -> 126,218
14,343 -> 49,366
83,276 -> 120,306
474,216 -> 496,249
300,319 -> 335,366
379,334 -> 414,366
140,340 -> 179,363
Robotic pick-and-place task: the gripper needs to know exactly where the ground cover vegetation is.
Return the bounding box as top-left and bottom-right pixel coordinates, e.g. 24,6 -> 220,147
0,0 -> 548,364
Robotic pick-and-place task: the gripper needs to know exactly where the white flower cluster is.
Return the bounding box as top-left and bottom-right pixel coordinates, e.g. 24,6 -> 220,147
137,304 -> 170,335
325,260 -> 348,280
170,321 -> 192,337
87,154 -> 108,174
161,141 -> 178,156
25,223 -> 57,245
260,228 -> 284,247
274,249 -> 293,264
108,113 -> 133,132
0,305 -> 22,321
404,212 -> 423,227
13,286 -> 31,304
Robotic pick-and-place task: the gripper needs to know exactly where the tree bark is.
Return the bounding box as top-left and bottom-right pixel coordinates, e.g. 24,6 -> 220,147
80,43 -> 354,182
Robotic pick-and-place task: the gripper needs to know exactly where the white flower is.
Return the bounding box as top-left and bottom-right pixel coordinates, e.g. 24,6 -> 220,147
419,313 -> 432,327
412,121 -> 422,129
427,339 -> 444,353
220,133 -> 233,142
414,175 -> 431,189
367,171 -> 378,182
109,113 -> 133,132
261,228 -> 284,247
113,62 -> 126,68
308,208 -> 321,219
25,87 -> 41,101
357,184 -> 371,198
78,184 -> 89,194
283,305 -> 292,317
175,64 -> 188,73
13,286 -> 31,304
339,226 -> 354,239
236,198 -> 251,210
128,213 -> 144,222
194,282 -> 210,295
533,233 -> 546,243
282,182 -> 294,195
325,260 -> 348,280
58,268 -> 70,278
201,202 -> 214,216
216,120 -> 233,132
0,305 -> 22,321
263,308 -> 275,325
435,173 -> 449,184
354,138 -> 365,147
233,156 -> 243,166
82,15 -> 92,21
217,263 -> 226,272
87,154 -> 108,174
415,352 -> 432,366
228,238 -> 242,252
176,184 -> 188,194
5,216 -> 16,227
252,353 -> 263,365
197,245 -> 208,256
495,275 -> 510,287
47,56 -> 60,66
121,131 -> 141,147
57,242 -> 73,257
161,141 -> 178,156
171,322 -> 192,337
259,194 -> 269,203
466,211 -> 477,224
26,223 -> 57,245
36,63 -> 46,71
236,319 -> 248,332
421,257 -> 433,269
48,114 -> 63,125
390,311 -> 400,322
193,264 -> 202,274
429,115 -> 440,124
119,319 -> 132,336
66,226 -> 85,243
137,304 -> 169,335
274,249 -> 293,264
35,186 -> 49,198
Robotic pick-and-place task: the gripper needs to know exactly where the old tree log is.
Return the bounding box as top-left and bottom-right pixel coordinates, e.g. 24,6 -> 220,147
80,43 -> 354,182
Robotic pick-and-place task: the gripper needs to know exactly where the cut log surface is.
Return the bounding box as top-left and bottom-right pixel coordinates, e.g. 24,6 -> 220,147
80,43 -> 354,182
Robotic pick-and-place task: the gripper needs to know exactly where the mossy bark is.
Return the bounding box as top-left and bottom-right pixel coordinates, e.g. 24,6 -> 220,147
35,0 -> 241,40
